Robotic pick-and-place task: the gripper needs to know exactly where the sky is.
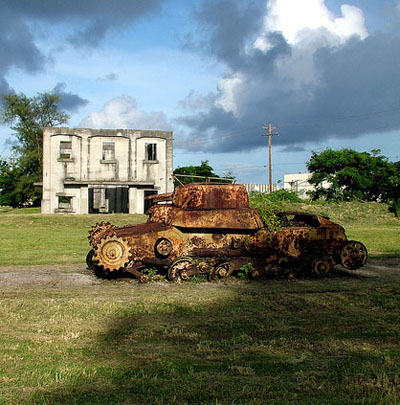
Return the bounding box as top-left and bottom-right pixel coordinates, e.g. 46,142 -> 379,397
0,0 -> 399,184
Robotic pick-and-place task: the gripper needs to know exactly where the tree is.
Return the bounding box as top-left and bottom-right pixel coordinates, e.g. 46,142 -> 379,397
1,91 -> 69,206
0,159 -> 21,207
306,148 -> 398,203
174,160 -> 231,185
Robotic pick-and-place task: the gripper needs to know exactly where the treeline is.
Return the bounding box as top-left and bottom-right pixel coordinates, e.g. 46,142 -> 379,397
0,92 -> 68,207
307,148 -> 400,215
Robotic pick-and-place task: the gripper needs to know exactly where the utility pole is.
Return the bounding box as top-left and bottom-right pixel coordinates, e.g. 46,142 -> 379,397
261,123 -> 279,193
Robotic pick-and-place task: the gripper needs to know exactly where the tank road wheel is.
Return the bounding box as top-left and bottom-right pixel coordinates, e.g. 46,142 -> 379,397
94,236 -> 131,272
340,240 -> 368,270
168,258 -> 196,282
154,238 -> 173,258
210,262 -> 234,281
311,258 -> 332,277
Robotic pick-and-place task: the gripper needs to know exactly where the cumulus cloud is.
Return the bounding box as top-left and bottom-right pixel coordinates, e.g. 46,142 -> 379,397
52,82 -> 89,113
178,0 -> 400,153
257,0 -> 367,47
79,96 -> 171,130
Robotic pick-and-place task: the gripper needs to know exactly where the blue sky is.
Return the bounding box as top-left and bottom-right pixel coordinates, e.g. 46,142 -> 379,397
1,0 -> 399,184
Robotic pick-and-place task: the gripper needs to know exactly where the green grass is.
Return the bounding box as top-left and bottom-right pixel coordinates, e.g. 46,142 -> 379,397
0,211 -> 146,265
0,267 -> 399,404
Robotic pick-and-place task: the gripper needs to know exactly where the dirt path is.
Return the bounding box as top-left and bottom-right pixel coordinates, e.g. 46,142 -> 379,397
0,257 -> 398,290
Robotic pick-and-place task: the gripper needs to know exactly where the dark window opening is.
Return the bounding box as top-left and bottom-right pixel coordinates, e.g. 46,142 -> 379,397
58,196 -> 72,209
102,141 -> 115,161
59,141 -> 72,159
146,143 -> 157,161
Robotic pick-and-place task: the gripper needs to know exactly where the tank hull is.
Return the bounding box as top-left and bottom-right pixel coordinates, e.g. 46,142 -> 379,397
87,184 -> 368,281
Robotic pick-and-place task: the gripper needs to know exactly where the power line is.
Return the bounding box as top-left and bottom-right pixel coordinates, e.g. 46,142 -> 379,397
174,105 -> 400,149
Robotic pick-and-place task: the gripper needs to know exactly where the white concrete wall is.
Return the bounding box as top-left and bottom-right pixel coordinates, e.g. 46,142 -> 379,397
43,133 -> 82,213
136,137 -> 166,190
87,135 -> 130,181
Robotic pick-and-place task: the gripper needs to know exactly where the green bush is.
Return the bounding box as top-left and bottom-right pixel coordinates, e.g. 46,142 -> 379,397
248,191 -> 282,231
268,189 -> 302,203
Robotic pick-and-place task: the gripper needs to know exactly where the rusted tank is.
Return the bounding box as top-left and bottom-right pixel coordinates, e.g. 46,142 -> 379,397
86,183 -> 368,281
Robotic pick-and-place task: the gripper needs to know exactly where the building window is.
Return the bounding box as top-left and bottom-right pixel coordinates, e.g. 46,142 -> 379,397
58,196 -> 72,210
146,143 -> 157,161
102,141 -> 115,161
59,141 -> 72,159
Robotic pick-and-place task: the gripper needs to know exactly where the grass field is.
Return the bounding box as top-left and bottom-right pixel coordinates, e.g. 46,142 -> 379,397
0,209 -> 146,266
0,262 -> 399,404
0,202 -> 399,404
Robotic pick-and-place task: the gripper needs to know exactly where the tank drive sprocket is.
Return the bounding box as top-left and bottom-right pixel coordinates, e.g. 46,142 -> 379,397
94,235 -> 131,271
88,221 -> 116,247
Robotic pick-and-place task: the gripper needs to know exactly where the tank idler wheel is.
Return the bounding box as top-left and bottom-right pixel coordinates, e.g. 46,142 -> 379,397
311,258 -> 332,277
168,258 -> 196,282
155,238 -> 173,258
210,262 -> 234,281
341,241 -> 368,270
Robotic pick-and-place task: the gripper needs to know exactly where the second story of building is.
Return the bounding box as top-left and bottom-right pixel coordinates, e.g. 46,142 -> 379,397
42,127 -> 173,189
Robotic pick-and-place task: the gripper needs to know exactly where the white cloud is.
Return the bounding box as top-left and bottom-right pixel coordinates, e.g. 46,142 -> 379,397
261,0 -> 367,46
216,0 -> 368,114
79,96 -> 170,130
215,73 -> 244,117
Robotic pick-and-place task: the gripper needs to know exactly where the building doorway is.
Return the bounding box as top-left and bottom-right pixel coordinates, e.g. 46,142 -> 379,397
89,187 -> 129,214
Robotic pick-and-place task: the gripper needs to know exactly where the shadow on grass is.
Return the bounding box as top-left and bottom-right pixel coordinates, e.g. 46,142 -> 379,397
29,270 -> 400,405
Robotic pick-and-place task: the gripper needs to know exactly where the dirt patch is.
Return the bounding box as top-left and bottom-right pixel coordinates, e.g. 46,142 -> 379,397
0,257 -> 398,290
0,264 -> 100,289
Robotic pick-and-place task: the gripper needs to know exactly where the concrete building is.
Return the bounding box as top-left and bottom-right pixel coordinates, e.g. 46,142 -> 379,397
41,127 -> 173,214
283,172 -> 330,199
283,173 -> 314,199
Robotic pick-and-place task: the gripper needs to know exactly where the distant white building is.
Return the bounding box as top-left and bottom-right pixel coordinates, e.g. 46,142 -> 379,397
283,172 -> 331,199
40,127 -> 173,214
283,172 -> 314,199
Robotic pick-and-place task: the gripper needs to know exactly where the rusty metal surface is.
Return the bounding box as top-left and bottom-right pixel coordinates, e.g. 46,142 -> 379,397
149,206 -> 264,230
145,192 -> 173,203
87,182 -> 368,280
172,183 -> 249,209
